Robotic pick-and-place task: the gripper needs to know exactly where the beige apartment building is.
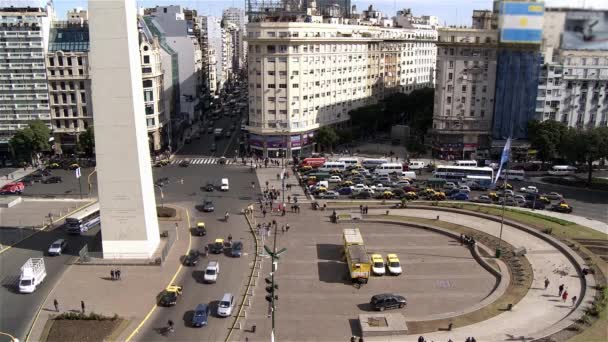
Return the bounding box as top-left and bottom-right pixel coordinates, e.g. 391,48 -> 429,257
431,27 -> 499,160
245,20 -> 437,157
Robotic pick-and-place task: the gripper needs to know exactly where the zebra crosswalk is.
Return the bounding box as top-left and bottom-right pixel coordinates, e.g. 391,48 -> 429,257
170,158 -> 238,166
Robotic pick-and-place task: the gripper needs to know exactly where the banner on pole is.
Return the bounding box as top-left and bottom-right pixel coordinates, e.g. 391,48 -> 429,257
75,167 -> 81,179
494,137 -> 511,184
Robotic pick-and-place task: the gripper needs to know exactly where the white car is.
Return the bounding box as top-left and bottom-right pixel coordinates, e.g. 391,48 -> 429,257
217,293 -> 235,317
444,182 -> 456,190
328,175 -> 342,183
458,185 -> 471,193
48,239 -> 67,256
203,261 -> 220,283
353,184 -> 368,192
514,195 -> 526,204
220,178 -> 229,191
386,254 -> 402,276
371,184 -> 391,192
371,254 -> 386,276
520,186 -> 538,194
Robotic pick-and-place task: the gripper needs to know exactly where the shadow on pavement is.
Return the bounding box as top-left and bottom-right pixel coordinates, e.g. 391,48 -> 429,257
317,261 -> 350,285
316,243 -> 343,261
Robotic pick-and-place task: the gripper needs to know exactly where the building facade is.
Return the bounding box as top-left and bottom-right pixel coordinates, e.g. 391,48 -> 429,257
0,1 -> 53,159
431,28 -> 499,159
246,18 -> 437,157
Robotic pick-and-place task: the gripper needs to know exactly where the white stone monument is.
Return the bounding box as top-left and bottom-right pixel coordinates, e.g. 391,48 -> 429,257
89,0 -> 160,258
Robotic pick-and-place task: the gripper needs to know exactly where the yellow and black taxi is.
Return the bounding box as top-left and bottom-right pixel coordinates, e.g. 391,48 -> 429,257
158,285 -> 183,307
211,238 -> 225,254
194,222 -> 206,236
386,254 -> 402,276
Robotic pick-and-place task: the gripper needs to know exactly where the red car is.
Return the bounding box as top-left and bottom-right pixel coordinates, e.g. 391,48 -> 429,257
0,182 -> 24,195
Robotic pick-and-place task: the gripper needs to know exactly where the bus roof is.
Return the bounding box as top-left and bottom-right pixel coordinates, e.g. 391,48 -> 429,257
67,202 -> 100,221
436,165 -> 493,171
465,175 -> 492,180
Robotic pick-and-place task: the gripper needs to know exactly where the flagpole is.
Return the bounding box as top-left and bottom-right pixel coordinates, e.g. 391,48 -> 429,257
494,137 -> 511,258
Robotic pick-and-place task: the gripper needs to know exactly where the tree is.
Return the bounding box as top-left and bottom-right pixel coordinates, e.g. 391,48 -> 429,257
528,120 -> 567,163
314,126 -> 339,152
561,127 -> 608,186
9,120 -> 51,163
336,128 -> 353,145
78,127 -> 95,157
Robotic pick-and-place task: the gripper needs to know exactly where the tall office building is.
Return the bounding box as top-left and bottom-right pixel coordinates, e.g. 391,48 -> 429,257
245,8 -> 437,157
0,0 -> 54,159
223,7 -> 246,71
431,28 -> 499,160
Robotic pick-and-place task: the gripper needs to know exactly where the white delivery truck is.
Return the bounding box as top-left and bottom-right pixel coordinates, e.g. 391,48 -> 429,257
19,258 -> 46,293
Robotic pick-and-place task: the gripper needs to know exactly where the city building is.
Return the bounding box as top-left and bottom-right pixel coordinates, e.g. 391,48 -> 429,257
199,16 -> 223,97
535,8 -> 608,129
245,7 -> 438,157
0,0 -> 54,160
472,10 -> 493,30
223,7 -> 246,70
46,17 -> 91,154
431,27 -> 499,160
145,5 -> 203,124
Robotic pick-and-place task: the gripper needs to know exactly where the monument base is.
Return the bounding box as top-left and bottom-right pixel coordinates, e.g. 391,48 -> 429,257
102,238 -> 160,259
359,313 -> 408,337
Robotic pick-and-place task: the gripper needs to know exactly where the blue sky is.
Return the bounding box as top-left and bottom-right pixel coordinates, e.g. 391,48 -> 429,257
52,0 -> 608,26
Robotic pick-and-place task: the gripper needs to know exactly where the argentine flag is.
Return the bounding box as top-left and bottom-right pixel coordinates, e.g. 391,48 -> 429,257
499,1 -> 544,44
494,138 -> 512,185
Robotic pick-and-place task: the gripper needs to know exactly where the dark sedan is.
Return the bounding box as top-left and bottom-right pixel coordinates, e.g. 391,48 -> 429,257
205,183 -> 215,192
191,303 -> 210,327
231,241 -> 243,257
523,200 -> 545,210
42,176 -> 63,184
183,250 -> 200,266
179,160 -> 190,167
202,200 -> 215,212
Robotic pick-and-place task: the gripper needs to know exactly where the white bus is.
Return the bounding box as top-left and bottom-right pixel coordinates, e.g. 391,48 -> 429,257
548,165 -> 576,176
361,158 -> 389,170
498,169 -> 525,181
373,163 -> 404,175
455,160 -> 478,167
433,165 -> 494,182
338,157 -> 359,166
66,202 -> 100,234
319,162 -> 347,172
464,175 -> 493,190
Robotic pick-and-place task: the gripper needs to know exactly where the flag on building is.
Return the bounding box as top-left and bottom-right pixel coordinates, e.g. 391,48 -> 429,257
494,138 -> 511,184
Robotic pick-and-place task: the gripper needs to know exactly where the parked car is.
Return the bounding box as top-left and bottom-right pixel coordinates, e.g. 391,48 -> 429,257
458,185 -> 471,193
47,239 -> 67,256
0,182 -> 24,195
444,182 -> 456,190
513,195 -> 526,205
202,200 -> 215,212
183,250 -> 200,266
42,176 -> 62,184
328,175 -> 342,183
386,254 -> 402,276
523,200 -> 545,210
472,195 -> 492,204
371,254 -> 386,276
542,192 -> 563,201
370,294 -> 407,311
350,192 -> 372,199
337,187 -> 353,195
520,186 -> 538,194
191,303 -> 210,327
317,191 -> 339,199
499,197 -> 519,206
449,192 -> 469,201
231,241 -> 243,257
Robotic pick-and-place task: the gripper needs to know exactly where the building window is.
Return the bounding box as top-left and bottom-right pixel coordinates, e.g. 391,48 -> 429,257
80,92 -> 86,103
292,83 -> 299,88
447,96 -> 452,104
279,84 -> 287,88
448,61 -> 454,69
78,57 -> 83,65
67,57 -> 72,66
145,105 -> 154,115
268,71 -> 275,76
448,73 -> 453,80
143,55 -> 150,64
470,110 -> 475,116
462,85 -> 467,92
144,90 -> 154,102
267,45 -> 276,53
48,57 -> 54,66
461,97 -> 466,103
268,84 -> 276,88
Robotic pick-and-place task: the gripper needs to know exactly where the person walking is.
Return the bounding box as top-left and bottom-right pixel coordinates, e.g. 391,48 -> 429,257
262,209 -> 267,218
562,290 -> 569,303
81,300 -> 85,314
544,277 -> 550,290
53,299 -> 59,312
418,336 -> 425,342
558,284 -> 564,297
110,269 -> 115,280
286,224 -> 290,232
571,295 -> 577,306
351,336 -> 356,342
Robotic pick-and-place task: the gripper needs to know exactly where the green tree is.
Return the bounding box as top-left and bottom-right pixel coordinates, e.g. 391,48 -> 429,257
349,104 -> 382,138
561,127 -> 608,186
9,120 -> 51,163
314,126 -> 339,152
528,120 -> 568,163
336,128 -> 353,145
78,127 -> 95,157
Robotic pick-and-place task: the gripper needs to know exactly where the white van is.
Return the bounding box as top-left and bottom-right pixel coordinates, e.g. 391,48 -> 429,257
338,157 -> 359,166
217,293 -> 235,317
373,163 -> 403,175
318,162 -> 346,172
408,160 -> 426,170
401,171 -> 417,180
455,160 -> 478,167
548,165 -> 576,176
221,178 -> 229,191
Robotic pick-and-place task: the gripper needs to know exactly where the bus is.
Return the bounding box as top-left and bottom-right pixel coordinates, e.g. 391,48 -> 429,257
66,202 -> 101,234
300,157 -> 326,168
318,162 -> 346,172
433,165 -> 494,183
373,163 -> 404,175
548,165 -> 576,176
455,160 -> 478,167
498,169 -> 525,181
361,158 -> 389,170
464,175 -> 493,190
338,157 -> 359,167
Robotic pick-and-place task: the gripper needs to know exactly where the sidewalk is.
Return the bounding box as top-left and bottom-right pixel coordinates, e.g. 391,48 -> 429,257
27,208 -> 192,342
360,208 -> 589,342
255,162 -> 308,203
0,166 -> 37,187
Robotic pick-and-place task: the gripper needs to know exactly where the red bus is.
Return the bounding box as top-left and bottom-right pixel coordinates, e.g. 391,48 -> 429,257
300,158 -> 326,168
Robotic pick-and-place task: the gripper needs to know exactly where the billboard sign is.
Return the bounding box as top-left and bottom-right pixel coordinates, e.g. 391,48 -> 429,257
499,1 -> 544,44
561,11 -> 608,51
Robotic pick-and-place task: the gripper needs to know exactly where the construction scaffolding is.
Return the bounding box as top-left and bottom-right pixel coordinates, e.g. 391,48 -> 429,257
245,0 -> 351,22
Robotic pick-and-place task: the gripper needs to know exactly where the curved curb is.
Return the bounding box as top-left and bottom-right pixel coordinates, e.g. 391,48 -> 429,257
404,205 -> 597,339
362,218 -> 510,323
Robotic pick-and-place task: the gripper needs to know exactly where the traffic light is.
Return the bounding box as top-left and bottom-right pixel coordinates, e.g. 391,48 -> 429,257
265,276 -> 278,303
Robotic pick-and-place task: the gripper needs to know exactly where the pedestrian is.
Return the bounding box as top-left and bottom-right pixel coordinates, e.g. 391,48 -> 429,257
465,338 -> 471,342
418,336 -> 425,342
544,277 -> 550,290
571,295 -> 577,306
286,224 -> 290,232
228,234 -> 233,242
471,337 -> 477,342
282,207 -> 286,216
263,209 -> 267,218
558,284 -> 564,297
81,300 -> 85,314
562,290 -> 568,302
281,225 -> 285,233
288,195 -> 291,203
460,234 -> 464,246
54,298 -> 59,312
359,204 -> 363,214
117,269 -> 121,280
110,269 -> 115,280
358,337 -> 363,342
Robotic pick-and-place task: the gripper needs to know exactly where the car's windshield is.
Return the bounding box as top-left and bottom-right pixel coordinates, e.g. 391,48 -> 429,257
20,279 -> 32,286
51,243 -> 61,248
390,262 -> 400,267
374,262 -> 384,268
219,301 -> 230,308
205,269 -> 216,275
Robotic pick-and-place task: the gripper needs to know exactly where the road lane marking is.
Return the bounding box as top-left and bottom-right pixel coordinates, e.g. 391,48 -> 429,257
124,206 -> 192,342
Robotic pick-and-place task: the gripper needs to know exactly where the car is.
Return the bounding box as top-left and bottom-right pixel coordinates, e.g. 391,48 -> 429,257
513,195 -> 526,205
231,241 -> 243,257
444,182 -> 457,190
449,192 -> 469,201
202,199 -> 215,212
542,192 -> 563,201
394,180 -> 411,187
520,186 -> 539,194
377,191 -> 394,199
0,182 -> 24,195
371,184 -> 391,192
446,188 -> 461,197
194,222 -> 206,236
207,127 -> 214,134
217,293 -> 235,317
341,180 -> 353,187
205,183 -> 215,192
155,159 -> 170,167
370,294 -> 407,311
157,285 -> 183,307
218,157 -> 227,165
183,250 -> 200,266
498,182 -> 513,190
350,191 -> 372,199
458,185 -> 471,193
179,160 -> 190,167
499,197 -> 519,206
429,191 -> 446,201
523,200 -> 545,209
203,261 -> 220,283
225,131 -> 231,138
551,202 -> 573,213
488,192 -> 500,202
472,195 -> 492,204
386,254 -> 402,275
317,190 -> 339,199
337,187 -> 353,195
191,303 -> 210,327
328,175 -> 342,183
353,184 -> 368,192
371,254 -> 386,276
211,239 -> 224,254
210,144 -> 217,152
220,178 -> 229,191
403,191 -> 418,200
499,189 -> 514,197
155,177 -> 169,187
48,239 -> 67,256
68,163 -> 80,170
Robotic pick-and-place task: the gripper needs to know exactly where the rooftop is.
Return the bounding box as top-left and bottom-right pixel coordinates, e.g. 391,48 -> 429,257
48,22 -> 89,52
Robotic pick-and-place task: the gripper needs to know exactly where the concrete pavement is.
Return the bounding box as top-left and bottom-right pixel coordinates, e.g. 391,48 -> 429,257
0,166 -> 37,187
255,162 -> 308,203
